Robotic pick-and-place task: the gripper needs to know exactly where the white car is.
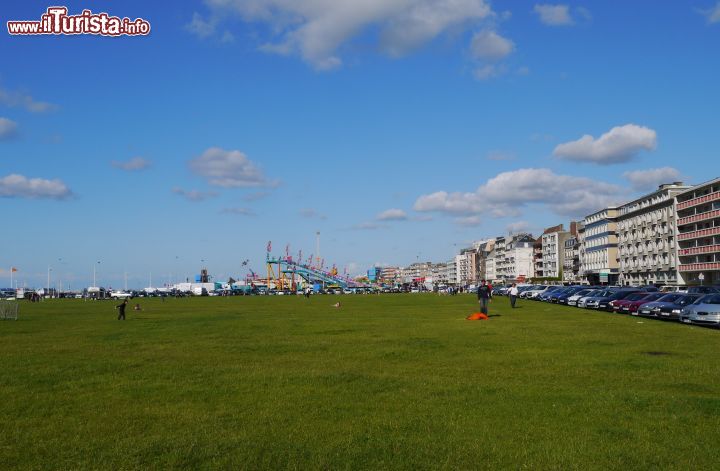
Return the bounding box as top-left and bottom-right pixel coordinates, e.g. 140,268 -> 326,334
110,290 -> 132,299
523,286 -> 549,299
567,289 -> 595,306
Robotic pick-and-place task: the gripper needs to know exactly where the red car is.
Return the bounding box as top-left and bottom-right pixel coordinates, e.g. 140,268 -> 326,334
615,292 -> 665,314
626,292 -> 666,315
611,292 -> 651,313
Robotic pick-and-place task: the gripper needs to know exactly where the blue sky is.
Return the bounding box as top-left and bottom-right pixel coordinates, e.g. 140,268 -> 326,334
2,0 -> 719,289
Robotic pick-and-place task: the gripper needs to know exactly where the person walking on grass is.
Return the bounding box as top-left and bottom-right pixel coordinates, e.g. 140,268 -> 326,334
116,298 -> 128,320
509,283 -> 519,308
477,279 -> 492,315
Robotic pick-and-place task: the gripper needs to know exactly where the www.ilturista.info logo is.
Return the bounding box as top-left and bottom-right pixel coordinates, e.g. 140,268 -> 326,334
7,7 -> 150,36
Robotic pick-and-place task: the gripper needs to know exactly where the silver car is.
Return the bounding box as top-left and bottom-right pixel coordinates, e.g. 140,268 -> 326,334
577,290 -> 604,309
679,294 -> 720,327
567,289 -> 595,307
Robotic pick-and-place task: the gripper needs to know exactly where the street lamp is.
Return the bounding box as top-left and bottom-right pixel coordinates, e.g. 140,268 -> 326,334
47,266 -> 52,298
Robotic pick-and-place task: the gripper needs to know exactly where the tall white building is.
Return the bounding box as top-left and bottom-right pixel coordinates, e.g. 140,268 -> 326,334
617,182 -> 690,286
581,207 -> 620,285
503,234 -> 536,281
542,225 -> 571,278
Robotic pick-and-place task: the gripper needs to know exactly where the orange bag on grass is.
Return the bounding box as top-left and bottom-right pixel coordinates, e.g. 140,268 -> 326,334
466,312 -> 488,320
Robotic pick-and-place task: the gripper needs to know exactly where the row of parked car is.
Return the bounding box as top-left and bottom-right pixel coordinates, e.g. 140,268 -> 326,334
492,284 -> 720,327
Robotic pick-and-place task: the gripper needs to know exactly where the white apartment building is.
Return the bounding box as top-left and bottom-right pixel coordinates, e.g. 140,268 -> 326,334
485,254 -> 496,281
617,182 -> 690,286
581,207 -> 620,285
503,234 -> 535,281
445,259 -> 458,285
493,236 -> 508,281
542,226 -> 571,278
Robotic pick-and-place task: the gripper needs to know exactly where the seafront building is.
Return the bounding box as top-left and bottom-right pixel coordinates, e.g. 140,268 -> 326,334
616,182 -> 690,286
676,177 -> 720,286
541,224 -> 570,279
581,207 -> 620,285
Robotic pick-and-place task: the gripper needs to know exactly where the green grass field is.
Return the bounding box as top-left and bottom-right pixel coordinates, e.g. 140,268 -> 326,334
2,294 -> 719,469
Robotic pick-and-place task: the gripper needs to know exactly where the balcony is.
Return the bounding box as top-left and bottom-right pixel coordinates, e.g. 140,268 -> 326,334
678,208 -> 720,226
677,191 -> 720,210
678,226 -> 720,241
678,244 -> 720,257
679,262 -> 720,272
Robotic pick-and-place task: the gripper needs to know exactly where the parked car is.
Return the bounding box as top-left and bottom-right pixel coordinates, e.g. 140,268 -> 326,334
611,292 -> 650,313
687,286 -> 720,294
679,294 -> 720,327
624,292 -> 666,315
636,293 -> 686,317
586,289 -> 640,310
522,285 -> 548,299
551,287 -> 586,304
577,290 -> 606,308
656,294 -> 704,320
567,289 -> 596,307
537,286 -> 566,302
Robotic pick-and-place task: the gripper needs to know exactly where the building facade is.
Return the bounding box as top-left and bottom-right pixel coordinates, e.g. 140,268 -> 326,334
503,234 -> 535,281
533,239 -> 543,278
582,207 -> 620,285
617,182 -> 690,286
542,224 -> 571,279
676,177 -> 720,285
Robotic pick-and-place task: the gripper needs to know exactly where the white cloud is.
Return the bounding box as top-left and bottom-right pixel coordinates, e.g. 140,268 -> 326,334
474,64 -> 505,80
189,147 -> 277,188
220,207 -> 256,216
506,220 -> 530,234
111,157 -> 151,171
534,4 -> 574,26
172,187 -> 219,201
702,2 -> 720,23
622,167 -> 683,192
350,222 -> 385,230
414,168 -> 626,218
455,215 -> 483,227
198,0 -> 493,69
242,191 -> 270,201
0,84 -> 56,113
186,12 -> 217,37
470,29 -> 514,60
377,208 -> 407,221
299,208 -> 327,219
0,117 -> 18,140
553,124 -> 657,165
0,174 -> 72,199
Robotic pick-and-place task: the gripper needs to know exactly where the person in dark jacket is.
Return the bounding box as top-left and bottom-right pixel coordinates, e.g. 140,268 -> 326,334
477,279 -> 492,315
116,299 -> 128,320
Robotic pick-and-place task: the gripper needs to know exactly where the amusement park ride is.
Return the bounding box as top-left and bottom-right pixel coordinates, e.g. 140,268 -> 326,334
246,242 -> 366,291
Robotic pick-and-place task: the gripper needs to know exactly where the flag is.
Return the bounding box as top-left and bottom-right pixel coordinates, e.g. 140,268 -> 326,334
266,241 -> 272,253
11,267 -> 17,272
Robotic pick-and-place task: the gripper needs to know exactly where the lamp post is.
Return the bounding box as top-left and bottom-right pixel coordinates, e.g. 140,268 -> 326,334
47,266 -> 52,298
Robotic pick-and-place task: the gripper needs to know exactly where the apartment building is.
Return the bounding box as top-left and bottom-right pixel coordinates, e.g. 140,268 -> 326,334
617,182 -> 690,286
581,207 -> 620,285
542,224 -> 571,279
380,266 -> 400,284
533,239 -> 543,278
503,233 -> 535,281
563,226 -> 583,283
676,177 -> 720,285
